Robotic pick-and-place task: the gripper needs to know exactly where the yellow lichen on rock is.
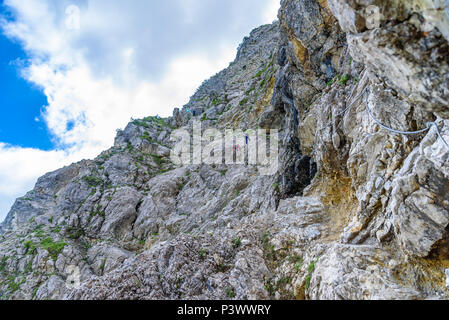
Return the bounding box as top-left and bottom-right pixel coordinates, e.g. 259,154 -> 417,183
305,170 -> 357,242
255,75 -> 275,117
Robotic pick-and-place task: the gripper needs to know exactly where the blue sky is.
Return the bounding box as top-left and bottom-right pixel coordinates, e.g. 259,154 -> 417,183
0,5 -> 53,150
0,0 -> 279,222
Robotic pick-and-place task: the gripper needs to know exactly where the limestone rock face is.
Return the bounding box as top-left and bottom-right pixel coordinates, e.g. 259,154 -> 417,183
329,0 -> 449,116
1,0 -> 449,300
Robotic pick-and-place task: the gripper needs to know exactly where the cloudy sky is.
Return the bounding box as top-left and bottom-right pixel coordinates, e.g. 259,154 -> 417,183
0,0 -> 279,221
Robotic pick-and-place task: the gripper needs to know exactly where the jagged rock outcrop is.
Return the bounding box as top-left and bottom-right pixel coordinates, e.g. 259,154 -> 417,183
1,0 -> 449,300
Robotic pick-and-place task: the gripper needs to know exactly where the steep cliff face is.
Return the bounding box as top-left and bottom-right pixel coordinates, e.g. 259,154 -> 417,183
1,0 -> 449,300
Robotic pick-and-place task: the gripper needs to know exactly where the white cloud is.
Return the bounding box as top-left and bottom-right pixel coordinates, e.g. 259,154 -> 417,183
264,0 -> 280,23
24,48 -> 236,152
0,143 -> 75,218
0,0 -> 280,221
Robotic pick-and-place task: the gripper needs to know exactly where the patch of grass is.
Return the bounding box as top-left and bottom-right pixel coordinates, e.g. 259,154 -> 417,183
99,153 -> 113,161
140,131 -> 158,144
195,96 -> 208,102
100,260 -> 106,273
150,154 -> 164,168
264,278 -> 276,296
308,261 -> 315,273
90,204 -> 105,218
25,260 -> 33,273
7,276 -> 25,293
66,226 -> 84,240
261,231 -> 277,261
175,277 -> 183,290
305,275 -> 312,289
239,98 -> 249,106
232,237 -> 241,249
211,98 -> 221,106
143,116 -> 174,129
337,74 -> 350,85
198,248 -> 208,260
273,183 -> 280,193
82,175 -> 103,187
81,241 -> 92,251
133,119 -> 149,127
277,276 -> 291,286
304,259 -> 318,290
200,113 -> 210,122
254,62 -> 271,78
217,263 -> 229,273
262,231 -> 271,248
326,79 -> 334,87
51,226 -> 62,234
289,254 -> 303,271
24,240 -> 37,255
32,224 -> 46,238
177,182 -> 185,192
40,238 -> 67,261
31,285 -> 40,299
255,69 -> 264,78
225,287 -> 236,298
0,256 -> 8,274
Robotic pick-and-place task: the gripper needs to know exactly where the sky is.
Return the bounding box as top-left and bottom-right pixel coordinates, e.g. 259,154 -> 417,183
0,0 -> 279,221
